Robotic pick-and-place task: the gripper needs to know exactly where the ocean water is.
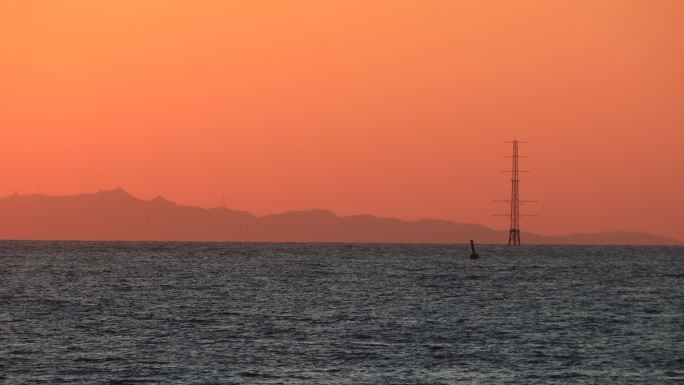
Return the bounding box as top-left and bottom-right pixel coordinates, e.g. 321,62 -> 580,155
1,241 -> 683,384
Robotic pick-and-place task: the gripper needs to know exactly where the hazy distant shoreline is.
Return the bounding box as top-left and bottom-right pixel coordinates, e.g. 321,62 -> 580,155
0,189 -> 680,246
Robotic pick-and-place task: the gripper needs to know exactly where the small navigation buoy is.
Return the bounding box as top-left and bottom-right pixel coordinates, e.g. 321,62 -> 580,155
469,240 -> 479,259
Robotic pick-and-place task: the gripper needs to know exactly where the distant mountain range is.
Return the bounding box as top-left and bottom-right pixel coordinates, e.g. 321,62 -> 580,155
0,188 -> 680,245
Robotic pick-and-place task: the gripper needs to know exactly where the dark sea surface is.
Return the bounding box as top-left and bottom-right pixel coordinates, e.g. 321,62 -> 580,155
1,241 -> 683,384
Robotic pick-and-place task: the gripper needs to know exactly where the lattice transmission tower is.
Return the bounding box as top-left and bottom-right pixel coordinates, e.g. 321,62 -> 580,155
494,140 -> 537,245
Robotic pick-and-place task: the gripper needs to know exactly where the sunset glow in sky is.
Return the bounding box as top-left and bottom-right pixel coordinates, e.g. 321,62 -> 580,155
2,1 -> 683,240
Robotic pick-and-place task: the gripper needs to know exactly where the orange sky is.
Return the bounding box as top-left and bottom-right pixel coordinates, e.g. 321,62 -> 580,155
1,1 -> 683,240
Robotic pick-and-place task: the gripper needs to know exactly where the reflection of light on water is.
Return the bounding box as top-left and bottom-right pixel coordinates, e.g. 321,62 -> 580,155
1,242 -> 682,383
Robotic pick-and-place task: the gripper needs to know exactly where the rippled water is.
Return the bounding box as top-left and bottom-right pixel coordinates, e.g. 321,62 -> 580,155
1,241 -> 683,384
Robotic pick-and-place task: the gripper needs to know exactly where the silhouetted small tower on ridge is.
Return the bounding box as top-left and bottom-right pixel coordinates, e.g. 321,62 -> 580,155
495,140 -> 536,245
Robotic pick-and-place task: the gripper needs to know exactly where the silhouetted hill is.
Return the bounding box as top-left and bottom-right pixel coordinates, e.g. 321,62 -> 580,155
0,189 -> 680,245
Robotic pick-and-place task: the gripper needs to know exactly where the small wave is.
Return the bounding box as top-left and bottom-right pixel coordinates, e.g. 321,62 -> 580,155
8,348 -> 37,355
664,371 -> 684,379
106,379 -> 161,385
239,370 -> 276,379
75,356 -> 123,363
351,333 -> 374,340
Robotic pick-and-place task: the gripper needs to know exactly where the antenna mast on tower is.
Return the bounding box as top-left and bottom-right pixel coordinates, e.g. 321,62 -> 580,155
494,140 -> 537,245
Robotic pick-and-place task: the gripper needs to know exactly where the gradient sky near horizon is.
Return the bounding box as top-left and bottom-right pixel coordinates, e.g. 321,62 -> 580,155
2,1 -> 683,240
